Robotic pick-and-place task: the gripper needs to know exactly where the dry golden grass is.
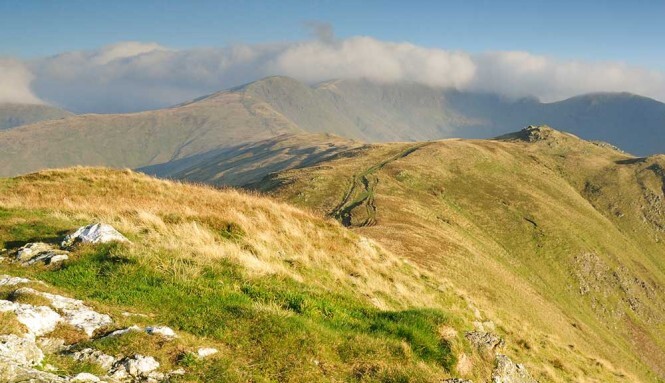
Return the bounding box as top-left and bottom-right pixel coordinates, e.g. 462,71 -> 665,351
0,167 -> 442,310
0,311 -> 27,336
262,128 -> 665,383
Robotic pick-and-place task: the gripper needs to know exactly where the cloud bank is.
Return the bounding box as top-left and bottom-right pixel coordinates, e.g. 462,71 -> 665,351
0,59 -> 43,104
4,36 -> 665,113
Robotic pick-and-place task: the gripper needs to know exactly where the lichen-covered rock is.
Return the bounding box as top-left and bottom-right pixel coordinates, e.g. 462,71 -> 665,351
492,355 -> 538,383
0,275 -> 32,286
62,223 -> 129,248
72,348 -> 117,371
109,354 -> 160,380
145,326 -> 176,338
16,242 -> 70,266
16,287 -> 112,336
0,334 -> 44,366
0,299 -> 61,336
465,330 -> 505,354
0,361 -> 66,383
16,242 -> 55,262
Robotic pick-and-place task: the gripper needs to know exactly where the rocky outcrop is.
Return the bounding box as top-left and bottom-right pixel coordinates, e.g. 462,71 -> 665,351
12,287 -> 112,337
15,242 -> 69,265
492,355 -> 538,383
0,334 -> 44,366
465,330 -> 505,354
62,223 -> 129,248
72,348 -> 116,371
109,354 -> 162,381
0,299 -> 61,336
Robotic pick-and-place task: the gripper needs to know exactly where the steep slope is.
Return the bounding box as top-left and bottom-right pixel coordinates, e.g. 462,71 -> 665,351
1,167 -> 552,382
0,103 -> 72,130
258,126 -> 665,382
0,91 -> 302,177
138,133 -> 361,187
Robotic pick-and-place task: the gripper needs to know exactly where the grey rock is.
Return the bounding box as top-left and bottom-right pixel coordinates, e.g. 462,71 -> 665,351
72,348 -> 116,371
62,223 -> 129,248
492,355 -> 538,383
109,354 -> 160,380
465,330 -> 505,354
0,334 -> 44,366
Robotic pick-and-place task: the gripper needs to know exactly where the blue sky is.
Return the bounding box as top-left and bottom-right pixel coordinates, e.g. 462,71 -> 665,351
3,0 -> 664,69
2,1 -> 665,112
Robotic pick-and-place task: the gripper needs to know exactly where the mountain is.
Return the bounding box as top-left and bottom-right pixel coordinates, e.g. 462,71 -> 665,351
0,89 -> 303,177
138,133 -> 361,187
257,126 -> 665,382
1,167 -> 547,383
0,103 -> 72,130
1,76 -> 663,178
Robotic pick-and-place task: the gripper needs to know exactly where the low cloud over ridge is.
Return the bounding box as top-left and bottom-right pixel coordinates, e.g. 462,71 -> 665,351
0,59 -> 43,105
5,36 -> 665,113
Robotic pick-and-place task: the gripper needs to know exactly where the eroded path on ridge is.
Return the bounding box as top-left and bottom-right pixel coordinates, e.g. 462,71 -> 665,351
331,143 -> 430,227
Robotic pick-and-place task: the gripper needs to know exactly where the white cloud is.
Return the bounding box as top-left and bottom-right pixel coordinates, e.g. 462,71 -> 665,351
0,58 -> 43,104
8,37 -> 665,112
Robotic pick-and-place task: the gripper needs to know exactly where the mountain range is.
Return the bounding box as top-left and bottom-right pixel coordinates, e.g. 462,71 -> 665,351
0,76 -> 664,178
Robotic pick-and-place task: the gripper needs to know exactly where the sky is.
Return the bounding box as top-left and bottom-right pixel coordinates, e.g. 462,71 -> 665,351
1,0 -> 664,112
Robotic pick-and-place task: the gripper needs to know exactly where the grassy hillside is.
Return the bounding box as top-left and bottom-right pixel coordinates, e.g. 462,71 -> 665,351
258,126 -> 665,382
0,167 -> 509,382
1,76 -> 663,178
138,133 -> 361,187
0,92 -> 302,177
0,103 -> 72,130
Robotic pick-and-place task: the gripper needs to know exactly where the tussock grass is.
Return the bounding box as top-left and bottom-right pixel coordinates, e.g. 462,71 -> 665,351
0,167 -> 477,382
262,129 -> 665,383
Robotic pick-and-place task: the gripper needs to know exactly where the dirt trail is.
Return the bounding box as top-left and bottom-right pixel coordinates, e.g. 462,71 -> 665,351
331,143 -> 429,227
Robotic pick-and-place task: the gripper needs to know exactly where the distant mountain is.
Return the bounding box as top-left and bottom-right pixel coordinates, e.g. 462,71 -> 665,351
0,103 -> 72,130
1,76 -> 663,177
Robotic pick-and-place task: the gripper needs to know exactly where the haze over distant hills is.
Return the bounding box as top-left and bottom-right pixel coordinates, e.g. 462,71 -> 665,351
0,76 -> 664,177
0,103 -> 72,130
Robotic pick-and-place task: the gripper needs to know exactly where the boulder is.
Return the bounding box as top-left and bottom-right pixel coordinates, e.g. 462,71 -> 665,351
492,355 -> 538,383
62,223 -> 129,247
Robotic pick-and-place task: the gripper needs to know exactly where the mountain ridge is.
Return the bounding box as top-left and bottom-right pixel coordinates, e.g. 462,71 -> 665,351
0,76 -> 663,178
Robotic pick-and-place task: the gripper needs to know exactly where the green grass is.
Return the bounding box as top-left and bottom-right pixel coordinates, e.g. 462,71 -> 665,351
0,209 -> 457,382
